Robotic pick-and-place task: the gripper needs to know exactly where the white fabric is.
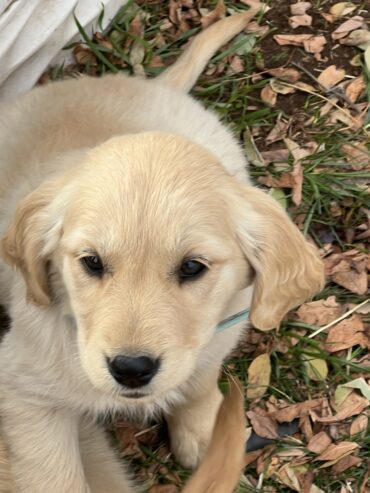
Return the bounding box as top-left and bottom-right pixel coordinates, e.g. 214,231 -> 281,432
0,0 -> 126,101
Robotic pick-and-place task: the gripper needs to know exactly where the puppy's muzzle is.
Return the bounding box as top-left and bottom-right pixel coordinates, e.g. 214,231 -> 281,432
108,354 -> 160,388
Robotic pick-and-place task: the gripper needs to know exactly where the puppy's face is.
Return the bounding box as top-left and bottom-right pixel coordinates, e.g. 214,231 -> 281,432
57,134 -> 249,400
2,133 -> 324,404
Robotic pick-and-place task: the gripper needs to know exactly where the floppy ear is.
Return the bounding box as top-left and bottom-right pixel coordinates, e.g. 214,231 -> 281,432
2,180 -> 63,306
229,184 -> 325,330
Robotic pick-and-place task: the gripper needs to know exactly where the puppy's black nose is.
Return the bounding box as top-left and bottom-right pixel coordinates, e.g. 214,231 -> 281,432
108,355 -> 160,388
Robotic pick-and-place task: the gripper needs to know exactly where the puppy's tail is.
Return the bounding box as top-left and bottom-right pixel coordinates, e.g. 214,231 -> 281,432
182,378 -> 246,493
157,0 -> 261,93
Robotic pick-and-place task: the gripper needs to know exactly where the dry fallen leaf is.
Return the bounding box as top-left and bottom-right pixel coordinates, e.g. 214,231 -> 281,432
289,14 -> 313,29
345,76 -> 366,103
270,79 -> 296,94
261,85 -> 277,106
291,161 -> 303,206
246,410 -> 279,439
201,0 -> 226,28
296,296 -> 344,326
325,314 -> 369,352
262,149 -> 290,164
270,399 -> 324,423
325,251 -> 369,295
226,56 -> 245,75
332,16 -> 365,40
342,142 -> 370,169
350,413 -> 368,436
247,353 -> 271,399
330,2 -> 357,19
274,33 -> 313,47
274,464 -> 301,491
344,378 -> 370,401
319,392 -> 369,423
303,36 -> 327,59
315,441 -> 359,462
331,455 -> 363,474
304,355 -> 328,382
266,118 -> 291,144
307,431 -> 332,454
317,65 -> 346,89
340,29 -> 370,47
266,67 -> 301,83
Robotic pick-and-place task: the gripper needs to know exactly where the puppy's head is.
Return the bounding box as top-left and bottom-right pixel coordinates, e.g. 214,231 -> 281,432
2,133 -> 324,403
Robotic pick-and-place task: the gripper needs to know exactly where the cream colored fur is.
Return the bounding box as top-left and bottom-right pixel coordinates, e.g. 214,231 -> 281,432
0,3 -> 324,492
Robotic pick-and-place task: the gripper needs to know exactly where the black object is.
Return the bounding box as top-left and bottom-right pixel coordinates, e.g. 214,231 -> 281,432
246,419 -> 300,452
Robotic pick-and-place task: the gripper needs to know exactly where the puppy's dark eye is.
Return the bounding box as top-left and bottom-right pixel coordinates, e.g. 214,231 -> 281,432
179,260 -> 207,281
81,255 -> 104,277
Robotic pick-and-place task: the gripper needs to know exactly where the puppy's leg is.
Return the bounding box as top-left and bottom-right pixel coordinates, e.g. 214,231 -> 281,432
166,367 -> 222,469
1,402 -> 90,493
80,419 -> 132,493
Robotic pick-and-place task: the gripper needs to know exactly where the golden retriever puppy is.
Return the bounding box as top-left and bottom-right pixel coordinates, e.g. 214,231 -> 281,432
0,4 -> 324,492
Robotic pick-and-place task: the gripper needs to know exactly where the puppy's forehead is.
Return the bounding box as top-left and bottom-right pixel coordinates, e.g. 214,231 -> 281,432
65,133 -> 232,253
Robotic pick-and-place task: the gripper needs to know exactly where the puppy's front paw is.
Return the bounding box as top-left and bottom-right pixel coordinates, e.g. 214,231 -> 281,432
169,420 -> 214,469
167,386 -> 222,469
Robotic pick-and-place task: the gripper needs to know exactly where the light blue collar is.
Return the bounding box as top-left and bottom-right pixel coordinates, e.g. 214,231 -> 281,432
216,309 -> 250,333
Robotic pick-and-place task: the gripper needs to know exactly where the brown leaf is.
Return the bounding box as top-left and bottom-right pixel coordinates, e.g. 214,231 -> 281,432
270,79 -> 296,94
297,470 -> 314,493
244,450 -> 262,466
261,85 -> 277,106
332,268 -> 368,295
315,441 -> 359,461
201,0 -> 226,28
116,423 -> 145,459
261,149 -> 290,164
330,2 -> 358,18
129,14 -> 144,37
258,172 -> 294,189
317,65 -> 346,89
73,46 -> 96,66
247,353 -> 272,399
303,36 -> 327,58
266,118 -> 290,144
270,399 -> 324,423
247,410 -> 279,439
292,161 -> 303,206
331,455 -> 363,474
289,14 -> 313,29
295,81 -> 316,92
345,76 -> 366,103
318,393 -> 369,423
325,252 -> 369,295
332,16 -> 365,40
296,296 -> 344,326
350,413 -> 368,435
342,142 -> 370,169
274,34 -> 313,46
325,314 -> 369,352
284,138 -> 316,161
227,56 -> 245,75
307,431 -> 332,454
290,2 -> 311,15
340,29 -> 370,47
266,67 -> 301,83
